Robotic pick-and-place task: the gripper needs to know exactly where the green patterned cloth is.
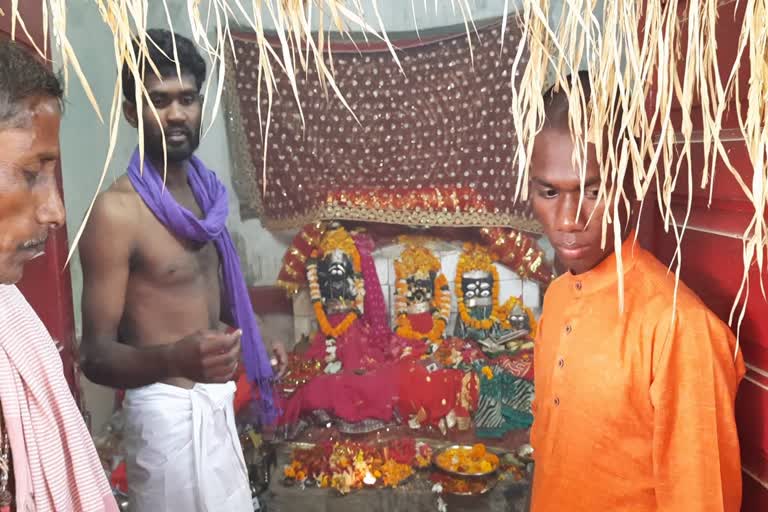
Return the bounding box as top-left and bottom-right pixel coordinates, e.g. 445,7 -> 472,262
472,363 -> 534,438
454,306 -> 507,342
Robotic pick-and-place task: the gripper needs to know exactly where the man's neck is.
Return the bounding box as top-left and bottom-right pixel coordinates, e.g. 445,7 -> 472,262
148,156 -> 189,189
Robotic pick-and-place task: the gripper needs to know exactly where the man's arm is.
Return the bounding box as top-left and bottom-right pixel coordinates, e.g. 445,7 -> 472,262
219,276 -> 288,377
79,192 -> 241,388
650,305 -> 745,512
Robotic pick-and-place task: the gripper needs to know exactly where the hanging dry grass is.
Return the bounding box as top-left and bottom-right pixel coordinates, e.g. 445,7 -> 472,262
510,0 -> 766,350
4,0 -> 474,260
3,1 -> 767,342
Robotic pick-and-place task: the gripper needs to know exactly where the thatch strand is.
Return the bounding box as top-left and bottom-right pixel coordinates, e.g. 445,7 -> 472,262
6,0 -> 470,263
3,1 -> 766,341
510,0 -> 766,346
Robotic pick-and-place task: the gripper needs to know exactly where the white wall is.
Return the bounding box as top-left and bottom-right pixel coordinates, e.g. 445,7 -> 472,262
305,0 -> 521,31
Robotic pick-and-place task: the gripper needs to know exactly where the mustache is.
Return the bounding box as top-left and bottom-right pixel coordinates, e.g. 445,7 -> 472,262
164,124 -> 195,137
19,237 -> 47,251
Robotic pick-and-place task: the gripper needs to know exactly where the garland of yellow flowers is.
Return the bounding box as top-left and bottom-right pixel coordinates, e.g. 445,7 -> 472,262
307,227 -> 365,339
393,246 -> 451,342
455,244 -> 512,331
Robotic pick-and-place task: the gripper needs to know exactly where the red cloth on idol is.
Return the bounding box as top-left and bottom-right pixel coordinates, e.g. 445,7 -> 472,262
303,317 -> 392,371
279,367 -> 399,424
234,371 -> 255,414
405,311 -> 435,335
396,363 -> 474,426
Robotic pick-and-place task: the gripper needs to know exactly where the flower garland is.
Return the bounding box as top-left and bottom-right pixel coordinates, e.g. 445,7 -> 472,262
307,227 -> 365,368
393,246 -> 451,342
455,244 -> 512,331
283,439 -> 424,495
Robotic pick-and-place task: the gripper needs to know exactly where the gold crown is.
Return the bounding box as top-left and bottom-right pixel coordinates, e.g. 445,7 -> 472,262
317,227 -> 361,271
395,246 -> 442,280
457,243 -> 496,274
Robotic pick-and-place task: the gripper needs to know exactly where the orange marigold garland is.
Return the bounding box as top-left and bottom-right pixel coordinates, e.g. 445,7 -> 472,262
435,443 -> 500,474
393,245 -> 451,342
284,439 -> 419,495
455,244 -> 511,331
307,226 -> 365,345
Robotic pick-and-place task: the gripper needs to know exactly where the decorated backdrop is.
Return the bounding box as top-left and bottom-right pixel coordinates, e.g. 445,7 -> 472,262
224,21 -> 537,232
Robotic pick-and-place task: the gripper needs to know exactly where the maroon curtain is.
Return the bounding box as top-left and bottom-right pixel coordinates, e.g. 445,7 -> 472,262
224,21 -> 539,233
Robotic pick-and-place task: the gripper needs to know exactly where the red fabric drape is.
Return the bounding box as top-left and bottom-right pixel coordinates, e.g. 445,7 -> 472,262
225,21 -> 537,232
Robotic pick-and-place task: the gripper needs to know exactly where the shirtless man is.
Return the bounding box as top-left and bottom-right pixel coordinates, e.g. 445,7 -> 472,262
78,29 -> 285,512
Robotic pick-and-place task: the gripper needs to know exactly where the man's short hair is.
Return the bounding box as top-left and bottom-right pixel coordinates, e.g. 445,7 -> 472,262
542,70 -> 592,130
0,40 -> 64,126
122,29 -> 206,102
540,70 -> 635,198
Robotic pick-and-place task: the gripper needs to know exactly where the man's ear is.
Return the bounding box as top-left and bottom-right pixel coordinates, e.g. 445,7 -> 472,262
123,100 -> 138,128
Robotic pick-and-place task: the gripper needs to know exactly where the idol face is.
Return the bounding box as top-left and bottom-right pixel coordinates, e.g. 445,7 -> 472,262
317,249 -> 358,313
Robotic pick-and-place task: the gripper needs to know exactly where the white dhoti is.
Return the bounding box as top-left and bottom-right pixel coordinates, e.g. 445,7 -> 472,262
122,381 -> 253,512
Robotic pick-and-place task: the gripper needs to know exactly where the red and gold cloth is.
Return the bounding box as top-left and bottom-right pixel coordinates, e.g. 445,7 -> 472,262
225,21 -> 538,231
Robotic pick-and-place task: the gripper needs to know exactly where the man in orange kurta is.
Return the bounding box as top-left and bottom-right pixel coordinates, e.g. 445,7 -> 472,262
528,73 -> 745,511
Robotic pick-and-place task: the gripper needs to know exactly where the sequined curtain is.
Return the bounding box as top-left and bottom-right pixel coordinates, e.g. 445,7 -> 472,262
224,21 -> 539,232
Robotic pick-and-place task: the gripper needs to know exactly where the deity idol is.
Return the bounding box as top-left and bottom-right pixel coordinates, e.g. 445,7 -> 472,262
281,226 -> 406,431
454,244 -> 535,354
393,245 -> 452,347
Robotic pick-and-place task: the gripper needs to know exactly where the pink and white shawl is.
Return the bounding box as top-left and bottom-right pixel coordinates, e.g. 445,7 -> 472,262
0,285 -> 117,511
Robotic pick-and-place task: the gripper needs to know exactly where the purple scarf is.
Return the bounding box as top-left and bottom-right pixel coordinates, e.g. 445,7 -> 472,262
127,148 -> 276,423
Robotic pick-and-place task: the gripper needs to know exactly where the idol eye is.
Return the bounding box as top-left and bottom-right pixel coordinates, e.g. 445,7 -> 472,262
479,282 -> 491,290
466,283 -> 477,290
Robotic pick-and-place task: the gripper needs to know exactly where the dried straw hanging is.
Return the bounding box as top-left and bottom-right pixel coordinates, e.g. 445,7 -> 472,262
510,0 -> 767,346
3,1 -> 766,339
4,0 -> 474,260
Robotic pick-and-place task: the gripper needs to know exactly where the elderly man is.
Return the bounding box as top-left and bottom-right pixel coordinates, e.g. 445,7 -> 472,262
0,40 -> 118,511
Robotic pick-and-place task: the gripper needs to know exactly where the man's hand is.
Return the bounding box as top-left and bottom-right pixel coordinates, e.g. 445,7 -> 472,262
270,340 -> 289,378
168,329 -> 242,383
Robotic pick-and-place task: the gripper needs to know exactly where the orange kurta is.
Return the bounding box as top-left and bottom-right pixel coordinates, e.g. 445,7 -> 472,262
530,236 -> 745,512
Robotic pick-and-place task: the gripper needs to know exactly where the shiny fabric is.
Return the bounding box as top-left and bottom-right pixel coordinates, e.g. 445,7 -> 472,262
530,237 -> 745,512
123,382 -> 251,512
473,364 -> 534,438
224,22 -> 538,231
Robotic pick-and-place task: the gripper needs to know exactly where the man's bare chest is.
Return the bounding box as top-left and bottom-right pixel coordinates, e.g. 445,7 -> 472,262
131,218 -> 221,287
